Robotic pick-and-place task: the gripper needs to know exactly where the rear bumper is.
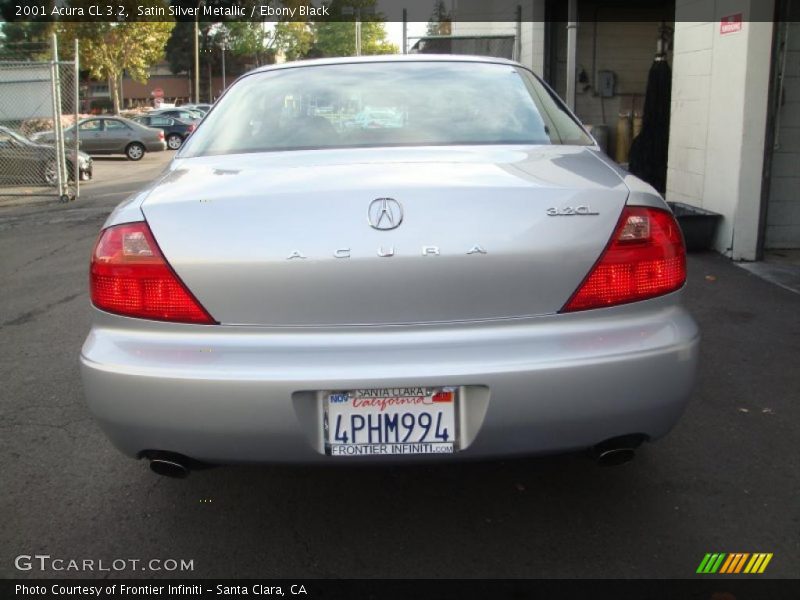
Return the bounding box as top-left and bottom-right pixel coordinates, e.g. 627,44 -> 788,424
80,294 -> 699,464
146,141 -> 168,152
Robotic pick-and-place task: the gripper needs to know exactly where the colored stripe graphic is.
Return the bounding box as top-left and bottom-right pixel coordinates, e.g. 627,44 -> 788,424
699,553 -> 773,574
710,554 -> 726,573
757,553 -> 773,573
735,553 -> 751,573
728,553 -> 749,573
719,554 -> 735,573
744,554 -> 761,573
697,554 -> 713,573
697,553 -> 726,573
722,554 -> 739,574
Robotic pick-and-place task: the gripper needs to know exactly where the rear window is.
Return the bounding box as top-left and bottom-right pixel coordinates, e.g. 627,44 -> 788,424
180,61 -> 592,157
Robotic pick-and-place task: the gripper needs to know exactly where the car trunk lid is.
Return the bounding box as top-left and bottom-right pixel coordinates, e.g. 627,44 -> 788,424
141,145 -> 628,326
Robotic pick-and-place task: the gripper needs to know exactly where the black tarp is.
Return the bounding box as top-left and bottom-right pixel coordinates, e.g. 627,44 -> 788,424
628,59 -> 672,193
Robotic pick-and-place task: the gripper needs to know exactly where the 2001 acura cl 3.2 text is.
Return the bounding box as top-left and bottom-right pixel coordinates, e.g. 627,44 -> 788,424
80,56 -> 699,477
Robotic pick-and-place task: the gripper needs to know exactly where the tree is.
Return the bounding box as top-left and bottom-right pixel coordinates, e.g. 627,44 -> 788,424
247,1 -> 315,63
312,0 -> 397,58
272,21 -> 314,62
214,0 -> 274,67
58,1 -> 174,114
0,20 -> 54,61
426,0 -> 452,36
313,21 -> 397,58
225,21 -> 270,66
165,2 -> 307,75
165,20 -> 197,75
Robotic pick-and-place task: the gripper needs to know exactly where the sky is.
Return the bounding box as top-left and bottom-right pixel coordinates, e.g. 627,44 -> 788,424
385,21 -> 429,52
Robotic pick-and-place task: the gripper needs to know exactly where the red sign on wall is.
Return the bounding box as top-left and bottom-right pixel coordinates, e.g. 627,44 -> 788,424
720,14 -> 743,35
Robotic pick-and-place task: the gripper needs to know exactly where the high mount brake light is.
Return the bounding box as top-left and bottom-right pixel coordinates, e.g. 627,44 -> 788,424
90,222 -> 215,324
562,206 -> 686,312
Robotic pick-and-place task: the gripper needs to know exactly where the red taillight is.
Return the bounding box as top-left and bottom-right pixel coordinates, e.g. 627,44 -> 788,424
187,123 -> 196,132
90,222 -> 215,324
562,206 -> 686,312
158,130 -> 165,140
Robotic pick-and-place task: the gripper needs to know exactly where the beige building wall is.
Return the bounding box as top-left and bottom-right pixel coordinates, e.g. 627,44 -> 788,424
667,0 -> 774,260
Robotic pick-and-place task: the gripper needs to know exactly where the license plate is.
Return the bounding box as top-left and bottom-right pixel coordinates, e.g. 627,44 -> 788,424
324,387 -> 458,456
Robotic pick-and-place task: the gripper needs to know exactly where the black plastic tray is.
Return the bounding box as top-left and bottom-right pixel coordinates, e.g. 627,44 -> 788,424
668,202 -> 722,252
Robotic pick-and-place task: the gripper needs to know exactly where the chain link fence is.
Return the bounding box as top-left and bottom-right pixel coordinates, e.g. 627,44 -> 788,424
0,38 -> 83,203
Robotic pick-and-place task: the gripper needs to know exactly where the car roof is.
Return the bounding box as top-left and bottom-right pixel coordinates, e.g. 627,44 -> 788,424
249,54 -> 521,75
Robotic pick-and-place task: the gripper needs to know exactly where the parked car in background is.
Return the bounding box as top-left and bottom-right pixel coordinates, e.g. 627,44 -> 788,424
31,117 -> 167,161
81,56 -> 698,478
149,108 -> 203,123
181,103 -> 212,114
0,125 -> 92,185
132,115 -> 196,150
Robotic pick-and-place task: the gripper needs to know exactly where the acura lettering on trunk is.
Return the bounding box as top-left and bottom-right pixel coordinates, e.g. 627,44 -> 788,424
286,243 -> 488,259
80,56 -> 699,477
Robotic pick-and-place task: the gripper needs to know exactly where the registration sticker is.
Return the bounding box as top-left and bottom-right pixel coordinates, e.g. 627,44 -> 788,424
324,387 -> 458,456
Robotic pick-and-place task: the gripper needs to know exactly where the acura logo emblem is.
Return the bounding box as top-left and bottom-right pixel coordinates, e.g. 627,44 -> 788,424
368,198 -> 403,230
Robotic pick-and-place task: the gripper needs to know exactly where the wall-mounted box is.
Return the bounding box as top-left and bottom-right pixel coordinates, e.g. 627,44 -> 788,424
598,70 -> 617,97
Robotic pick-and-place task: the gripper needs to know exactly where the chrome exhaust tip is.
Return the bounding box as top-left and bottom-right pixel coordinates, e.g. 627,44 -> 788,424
595,447 -> 636,467
148,454 -> 191,478
592,434 -> 645,467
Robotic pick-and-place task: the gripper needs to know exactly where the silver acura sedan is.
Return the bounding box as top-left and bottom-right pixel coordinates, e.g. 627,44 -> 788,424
80,56 -> 699,477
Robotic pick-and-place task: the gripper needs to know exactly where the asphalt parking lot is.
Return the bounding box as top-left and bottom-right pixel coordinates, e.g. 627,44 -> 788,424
1,150 -> 798,579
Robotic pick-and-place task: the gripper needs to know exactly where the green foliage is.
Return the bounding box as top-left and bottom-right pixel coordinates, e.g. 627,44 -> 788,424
226,22 -> 267,59
263,2 -> 314,62
161,0 -> 397,74
165,20 -> 196,75
58,0 -> 175,113
313,20 -> 397,57
311,1 -> 397,58
0,21 -> 54,60
222,0 -> 271,65
272,22 -> 314,62
426,0 -> 452,36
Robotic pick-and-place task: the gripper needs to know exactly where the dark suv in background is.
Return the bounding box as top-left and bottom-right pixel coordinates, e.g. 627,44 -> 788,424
132,115 -> 196,150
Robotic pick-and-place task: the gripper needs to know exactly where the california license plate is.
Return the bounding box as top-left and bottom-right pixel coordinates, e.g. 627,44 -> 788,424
324,387 -> 458,456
